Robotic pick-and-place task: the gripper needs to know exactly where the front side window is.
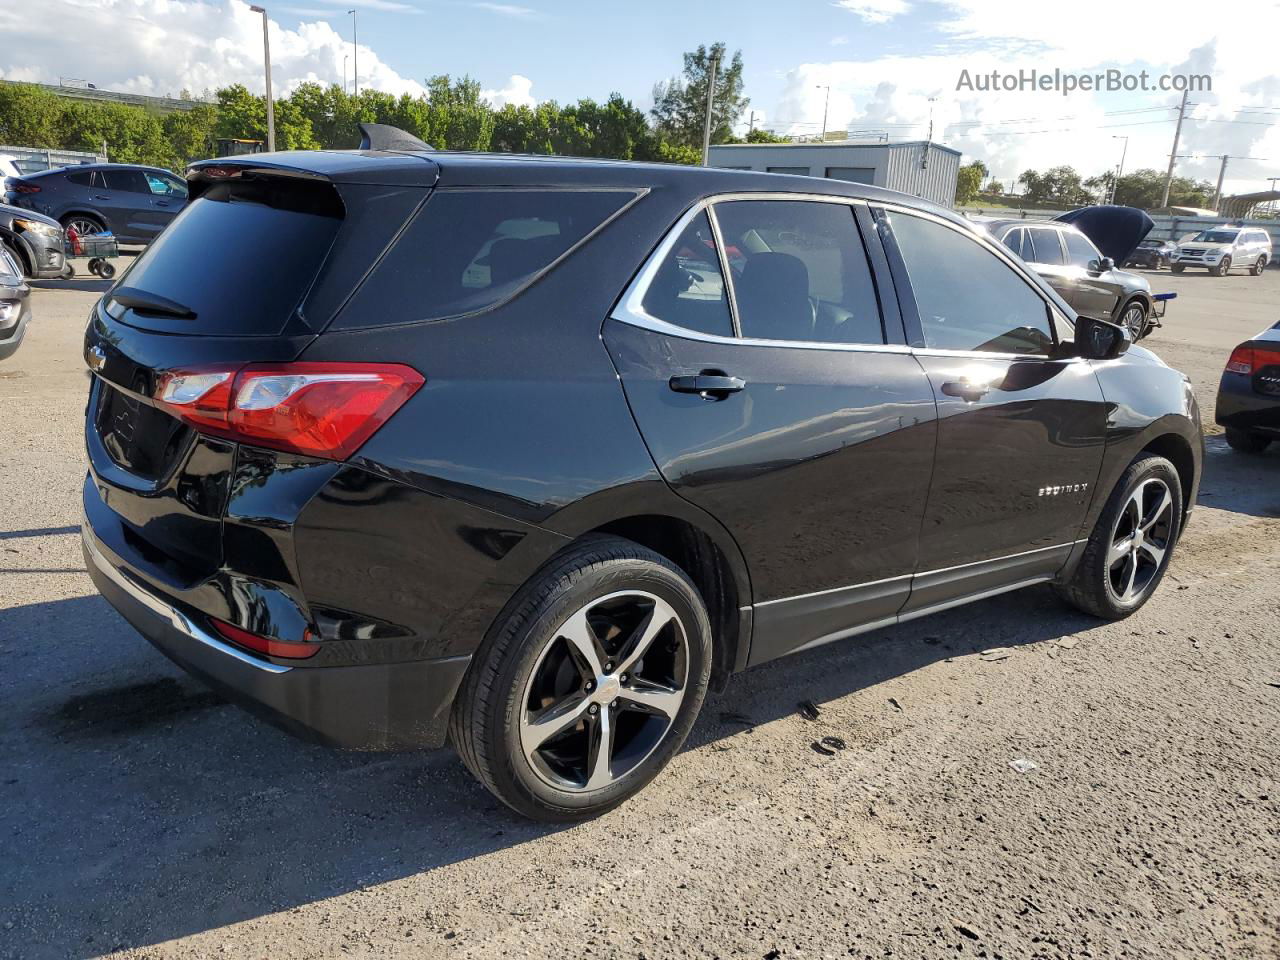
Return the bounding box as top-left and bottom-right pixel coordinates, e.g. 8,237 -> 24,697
887,211 -> 1055,356
1063,230 -> 1101,268
1194,230 -> 1239,244
713,199 -> 883,345
640,210 -> 733,337
145,173 -> 188,198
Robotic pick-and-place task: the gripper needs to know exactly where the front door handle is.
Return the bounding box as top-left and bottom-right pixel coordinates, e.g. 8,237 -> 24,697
92,194 -> 111,200
941,380 -> 990,402
669,372 -> 746,399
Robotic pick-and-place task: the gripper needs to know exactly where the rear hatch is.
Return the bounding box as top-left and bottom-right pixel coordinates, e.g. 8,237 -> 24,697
85,151 -> 437,586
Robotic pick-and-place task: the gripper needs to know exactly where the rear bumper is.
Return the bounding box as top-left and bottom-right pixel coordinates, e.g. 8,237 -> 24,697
1216,372 -> 1280,434
83,521 -> 470,750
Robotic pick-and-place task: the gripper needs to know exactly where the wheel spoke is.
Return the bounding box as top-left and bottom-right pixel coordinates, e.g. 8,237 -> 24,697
1140,485 -> 1173,532
584,707 -> 615,790
1109,535 -> 1135,566
558,609 -> 605,679
1138,541 -> 1166,568
1119,554 -> 1138,599
620,680 -> 683,719
615,597 -> 678,677
520,695 -> 591,759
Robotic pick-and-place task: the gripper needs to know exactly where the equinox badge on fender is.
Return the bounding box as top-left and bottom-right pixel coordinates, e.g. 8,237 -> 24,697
1038,483 -> 1089,497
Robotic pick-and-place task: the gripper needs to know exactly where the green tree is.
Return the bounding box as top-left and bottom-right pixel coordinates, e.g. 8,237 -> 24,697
651,43 -> 748,148
955,160 -> 986,205
1019,165 -> 1091,206
744,127 -> 788,143
0,83 -> 64,148
163,102 -> 220,166
1112,168 -> 1213,209
214,84 -> 318,151
420,75 -> 494,150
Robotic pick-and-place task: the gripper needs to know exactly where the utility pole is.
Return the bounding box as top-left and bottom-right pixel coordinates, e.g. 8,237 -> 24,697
701,51 -> 720,166
348,9 -> 358,96
249,5 -> 275,152
816,85 -> 831,142
1111,135 -> 1128,204
748,110 -> 756,135
1212,154 -> 1229,211
1160,87 -> 1189,208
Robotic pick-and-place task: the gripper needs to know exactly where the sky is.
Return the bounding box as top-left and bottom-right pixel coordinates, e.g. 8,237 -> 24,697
2,0 -> 1279,196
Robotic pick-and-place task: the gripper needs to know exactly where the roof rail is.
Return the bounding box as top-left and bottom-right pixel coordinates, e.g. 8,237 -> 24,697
357,122 -> 434,153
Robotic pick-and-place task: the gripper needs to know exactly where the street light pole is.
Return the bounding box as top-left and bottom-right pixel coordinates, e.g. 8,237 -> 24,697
1111,135 -> 1128,204
344,55 -> 349,95
348,9 -> 358,96
816,85 -> 830,142
249,5 -> 275,152
701,52 -> 720,166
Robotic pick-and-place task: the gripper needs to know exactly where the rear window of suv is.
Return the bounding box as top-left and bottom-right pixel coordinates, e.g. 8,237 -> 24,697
110,176 -> 344,336
332,188 -> 638,329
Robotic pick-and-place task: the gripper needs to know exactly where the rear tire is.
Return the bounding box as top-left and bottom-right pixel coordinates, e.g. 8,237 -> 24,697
1056,455 -> 1182,620
1225,427 -> 1271,454
1252,256 -> 1267,276
450,536 -> 712,822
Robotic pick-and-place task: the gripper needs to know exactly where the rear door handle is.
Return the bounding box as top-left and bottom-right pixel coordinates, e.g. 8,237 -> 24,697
669,373 -> 746,399
940,380 -> 990,402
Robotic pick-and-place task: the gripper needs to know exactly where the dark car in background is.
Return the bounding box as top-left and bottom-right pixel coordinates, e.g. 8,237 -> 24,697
1217,322 -> 1280,453
82,129 -> 1202,821
986,212 -> 1158,339
0,245 -> 32,361
0,202 -> 65,279
1126,238 -> 1178,270
7,163 -> 188,244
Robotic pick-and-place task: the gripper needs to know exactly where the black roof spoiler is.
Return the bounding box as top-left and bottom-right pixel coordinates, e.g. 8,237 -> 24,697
358,122 -> 435,153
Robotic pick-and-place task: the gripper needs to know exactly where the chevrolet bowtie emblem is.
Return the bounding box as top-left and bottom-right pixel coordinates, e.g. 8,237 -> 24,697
86,344 -> 106,372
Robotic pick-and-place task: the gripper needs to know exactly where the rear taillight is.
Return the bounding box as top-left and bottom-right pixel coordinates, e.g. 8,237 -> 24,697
154,362 -> 424,460
210,618 -> 320,659
1226,346 -> 1280,376
13,183 -> 40,194
1225,347 -> 1254,374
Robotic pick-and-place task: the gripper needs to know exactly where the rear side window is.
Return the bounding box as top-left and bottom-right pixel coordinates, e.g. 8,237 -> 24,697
335,189 -> 637,329
102,169 -> 149,193
66,171 -> 94,187
641,210 -> 733,338
714,199 -> 883,345
887,212 -> 1055,356
1026,229 -> 1064,265
112,176 -> 343,336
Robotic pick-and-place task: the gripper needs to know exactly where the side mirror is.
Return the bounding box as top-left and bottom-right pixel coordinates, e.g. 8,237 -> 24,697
1087,257 -> 1114,274
1074,315 -> 1131,360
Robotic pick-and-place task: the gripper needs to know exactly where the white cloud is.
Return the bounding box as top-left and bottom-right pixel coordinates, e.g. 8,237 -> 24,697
482,74 -> 536,109
470,2 -> 538,16
832,0 -> 910,24
0,0 -> 425,100
774,0 -> 1280,197
830,35 -> 849,46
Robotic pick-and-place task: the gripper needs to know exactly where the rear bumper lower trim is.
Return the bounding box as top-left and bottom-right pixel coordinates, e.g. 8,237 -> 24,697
83,518 -> 290,674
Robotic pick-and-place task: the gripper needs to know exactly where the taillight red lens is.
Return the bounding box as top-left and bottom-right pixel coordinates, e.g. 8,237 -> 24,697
1225,346 -> 1254,375
13,183 -> 40,194
154,362 -> 423,460
210,618 -> 320,659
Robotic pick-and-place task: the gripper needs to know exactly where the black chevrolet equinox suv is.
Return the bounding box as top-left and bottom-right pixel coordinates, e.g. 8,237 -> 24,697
83,126 -> 1202,821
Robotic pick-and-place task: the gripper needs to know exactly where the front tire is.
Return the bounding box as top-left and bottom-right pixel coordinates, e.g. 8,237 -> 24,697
1057,455 -> 1182,620
1225,427 -> 1271,454
1211,256 -> 1231,277
1170,264 -> 1184,274
450,536 -> 712,822
1119,299 -> 1149,340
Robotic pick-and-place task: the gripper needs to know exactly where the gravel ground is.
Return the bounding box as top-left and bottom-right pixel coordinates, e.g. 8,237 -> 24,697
1,269 -> 1277,960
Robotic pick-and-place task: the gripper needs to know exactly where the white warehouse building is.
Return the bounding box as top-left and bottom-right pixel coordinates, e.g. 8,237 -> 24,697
707,141 -> 962,208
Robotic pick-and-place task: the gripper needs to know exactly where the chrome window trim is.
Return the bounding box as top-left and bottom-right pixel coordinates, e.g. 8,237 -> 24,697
611,192 -> 911,354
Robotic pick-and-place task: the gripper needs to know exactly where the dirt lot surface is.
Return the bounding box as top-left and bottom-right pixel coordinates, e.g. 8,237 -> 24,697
2,268 -> 1278,960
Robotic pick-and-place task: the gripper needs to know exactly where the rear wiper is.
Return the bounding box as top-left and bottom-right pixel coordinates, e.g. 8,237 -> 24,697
110,287 -> 197,320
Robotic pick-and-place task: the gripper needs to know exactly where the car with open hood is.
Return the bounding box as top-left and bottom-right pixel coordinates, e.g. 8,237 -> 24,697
984,205 -> 1163,340
1172,226 -> 1271,276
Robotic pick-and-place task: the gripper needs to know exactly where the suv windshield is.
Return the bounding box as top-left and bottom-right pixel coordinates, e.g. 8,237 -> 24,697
1192,231 -> 1239,244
